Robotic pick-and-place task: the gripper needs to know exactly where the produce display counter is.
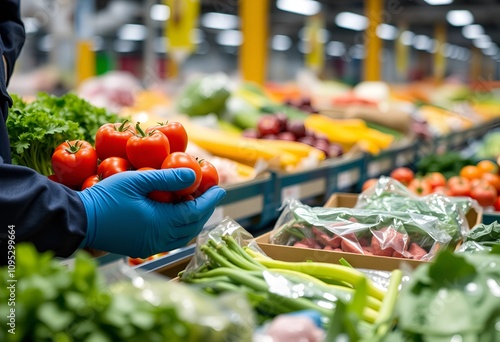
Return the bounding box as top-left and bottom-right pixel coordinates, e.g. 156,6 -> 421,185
434,117 -> 500,153
325,152 -> 366,194
102,119 -> 500,272
365,138 -> 418,179
206,172 -> 276,231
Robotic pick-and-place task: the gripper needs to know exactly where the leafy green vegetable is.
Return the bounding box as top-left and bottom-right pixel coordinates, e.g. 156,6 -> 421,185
7,95 -> 83,175
389,250 -> 500,341
415,151 -> 475,178
6,93 -> 119,175
0,243 -> 253,342
176,73 -> 231,117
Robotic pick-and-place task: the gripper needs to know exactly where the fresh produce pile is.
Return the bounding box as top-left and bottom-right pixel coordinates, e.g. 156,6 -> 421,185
179,218 -> 402,341
269,198 -> 452,261
184,122 -> 326,172
374,158 -> 500,209
357,176 -> 474,244
48,120 -> 219,203
176,76 -> 397,159
242,113 -> 344,158
0,244 -> 254,342
7,93 -> 119,176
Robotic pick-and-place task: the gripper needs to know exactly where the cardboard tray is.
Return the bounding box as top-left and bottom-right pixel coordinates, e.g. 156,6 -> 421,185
255,193 -> 482,271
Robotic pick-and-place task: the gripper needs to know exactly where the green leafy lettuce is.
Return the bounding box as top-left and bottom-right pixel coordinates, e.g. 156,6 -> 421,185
6,93 -> 119,175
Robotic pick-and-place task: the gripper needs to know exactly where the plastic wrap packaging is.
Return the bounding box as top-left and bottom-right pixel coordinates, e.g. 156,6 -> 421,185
355,176 -> 481,244
270,199 -> 452,261
100,259 -> 255,342
455,221 -> 500,253
180,217 -> 400,331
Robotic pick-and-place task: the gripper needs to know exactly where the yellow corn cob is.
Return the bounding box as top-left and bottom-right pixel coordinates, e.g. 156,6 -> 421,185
185,124 -> 310,170
305,115 -> 365,146
255,139 -> 326,160
304,114 -> 394,153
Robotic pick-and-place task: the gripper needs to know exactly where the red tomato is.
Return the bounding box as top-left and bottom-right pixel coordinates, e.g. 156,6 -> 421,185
98,157 -> 131,179
362,178 -> 378,192
52,140 -> 98,187
95,120 -> 136,161
146,121 -> 188,153
432,185 -> 450,195
196,159 -> 219,194
390,167 -> 414,186
407,178 -> 432,196
126,123 -> 170,169
137,167 -> 175,203
161,152 -> 202,196
426,172 -> 446,189
494,196 -> 500,211
81,174 -> 101,190
470,182 -> 498,207
447,176 -> 471,197
481,172 -> 500,193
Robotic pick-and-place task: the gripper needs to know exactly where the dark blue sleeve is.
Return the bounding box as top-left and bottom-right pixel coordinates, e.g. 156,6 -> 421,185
1,2 -> 87,263
0,155 -> 88,262
1,0 -> 25,163
0,0 -> 25,87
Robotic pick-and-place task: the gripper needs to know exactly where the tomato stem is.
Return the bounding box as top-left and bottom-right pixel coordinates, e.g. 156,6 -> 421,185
118,119 -> 130,132
64,140 -> 82,154
135,122 -> 147,137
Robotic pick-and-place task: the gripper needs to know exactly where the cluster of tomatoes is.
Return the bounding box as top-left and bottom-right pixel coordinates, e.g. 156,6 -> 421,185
49,120 -> 219,203
363,160 -> 500,210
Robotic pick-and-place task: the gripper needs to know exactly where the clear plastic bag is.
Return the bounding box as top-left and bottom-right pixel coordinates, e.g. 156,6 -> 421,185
99,259 -> 256,342
270,199 -> 452,261
355,176 -> 480,244
455,221 -> 500,254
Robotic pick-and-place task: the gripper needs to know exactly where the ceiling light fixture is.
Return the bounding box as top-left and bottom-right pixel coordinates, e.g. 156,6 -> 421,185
277,0 -> 321,16
446,10 -> 473,26
117,24 -> 147,41
376,24 -> 398,40
201,12 -> 239,30
462,24 -> 484,39
335,12 -> 368,31
150,4 -> 170,21
272,35 -> 292,51
400,31 -> 415,46
473,35 -> 492,49
413,35 -> 432,50
215,30 -> 242,46
326,41 -> 346,57
423,0 -> 453,5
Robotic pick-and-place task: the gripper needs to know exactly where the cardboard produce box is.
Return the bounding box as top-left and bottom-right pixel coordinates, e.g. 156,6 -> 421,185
255,193 -> 482,272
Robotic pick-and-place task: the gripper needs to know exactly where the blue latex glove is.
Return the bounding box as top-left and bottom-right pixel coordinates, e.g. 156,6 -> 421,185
77,168 -> 226,258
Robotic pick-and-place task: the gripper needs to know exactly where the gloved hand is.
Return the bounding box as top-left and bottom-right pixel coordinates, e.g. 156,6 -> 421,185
77,168 -> 226,258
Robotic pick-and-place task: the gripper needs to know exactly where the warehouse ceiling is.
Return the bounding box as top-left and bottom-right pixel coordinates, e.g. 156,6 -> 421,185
19,0 -> 500,61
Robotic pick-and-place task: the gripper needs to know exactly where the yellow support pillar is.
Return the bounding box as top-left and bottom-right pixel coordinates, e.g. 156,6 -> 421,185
76,39 -> 95,85
364,0 -> 382,81
434,23 -> 446,83
471,47 -> 482,82
240,0 -> 269,85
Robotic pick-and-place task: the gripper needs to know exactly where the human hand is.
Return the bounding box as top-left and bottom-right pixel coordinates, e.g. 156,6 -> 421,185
77,168 -> 226,258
